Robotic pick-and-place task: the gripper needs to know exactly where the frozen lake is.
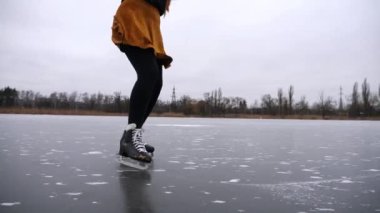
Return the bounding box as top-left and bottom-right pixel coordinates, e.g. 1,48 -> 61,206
0,114 -> 380,213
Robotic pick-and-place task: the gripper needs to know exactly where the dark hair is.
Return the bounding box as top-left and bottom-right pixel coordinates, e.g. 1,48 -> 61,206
145,0 -> 170,16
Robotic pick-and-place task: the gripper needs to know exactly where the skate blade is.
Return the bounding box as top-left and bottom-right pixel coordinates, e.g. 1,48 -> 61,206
118,156 -> 149,170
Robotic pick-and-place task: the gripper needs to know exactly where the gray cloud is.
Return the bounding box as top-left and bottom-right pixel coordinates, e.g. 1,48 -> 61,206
1,0 -> 379,104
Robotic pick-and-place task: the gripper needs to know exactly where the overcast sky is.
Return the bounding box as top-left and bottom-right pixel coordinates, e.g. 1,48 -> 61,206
1,0 -> 379,105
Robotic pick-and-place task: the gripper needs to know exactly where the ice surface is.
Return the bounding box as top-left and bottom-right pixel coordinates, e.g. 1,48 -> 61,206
0,115 -> 380,213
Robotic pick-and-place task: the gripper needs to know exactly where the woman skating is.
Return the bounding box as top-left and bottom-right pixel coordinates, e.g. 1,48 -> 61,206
111,0 -> 173,163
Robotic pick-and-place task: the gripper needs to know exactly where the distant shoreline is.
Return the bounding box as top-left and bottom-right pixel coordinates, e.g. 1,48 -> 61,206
1,107 -> 379,121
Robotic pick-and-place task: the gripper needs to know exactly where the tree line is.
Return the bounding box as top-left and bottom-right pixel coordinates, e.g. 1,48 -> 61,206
1,78 -> 379,118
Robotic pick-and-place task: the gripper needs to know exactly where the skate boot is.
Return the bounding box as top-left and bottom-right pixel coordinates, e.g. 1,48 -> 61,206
119,124 -> 152,164
126,128 -> 155,154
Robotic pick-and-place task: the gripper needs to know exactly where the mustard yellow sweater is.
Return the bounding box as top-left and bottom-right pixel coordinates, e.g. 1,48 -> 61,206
112,0 -> 172,68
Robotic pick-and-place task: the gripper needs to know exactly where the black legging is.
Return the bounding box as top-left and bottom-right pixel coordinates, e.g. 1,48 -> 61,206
122,45 -> 163,128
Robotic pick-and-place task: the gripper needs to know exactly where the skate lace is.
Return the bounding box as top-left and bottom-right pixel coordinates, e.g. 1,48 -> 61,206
132,129 -> 147,153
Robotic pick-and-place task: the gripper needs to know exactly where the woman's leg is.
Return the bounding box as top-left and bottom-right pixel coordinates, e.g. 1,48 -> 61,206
123,45 -> 162,128
141,61 -> 163,125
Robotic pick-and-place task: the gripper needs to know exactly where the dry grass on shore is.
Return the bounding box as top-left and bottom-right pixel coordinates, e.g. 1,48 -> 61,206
0,107 -> 379,120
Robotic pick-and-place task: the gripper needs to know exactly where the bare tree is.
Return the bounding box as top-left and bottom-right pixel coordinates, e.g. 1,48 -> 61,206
361,78 -> 372,116
277,88 -> 283,115
114,92 -> 122,113
295,96 -> 309,115
261,94 -> 276,115
288,85 -> 294,114
69,91 -> 78,110
339,86 -> 344,113
315,92 -> 335,118
349,82 -> 360,117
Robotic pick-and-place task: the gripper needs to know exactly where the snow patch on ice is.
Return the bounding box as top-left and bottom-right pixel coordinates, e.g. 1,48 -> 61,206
183,166 -> 197,170
229,179 -> 240,183
340,179 -> 354,184
279,161 -> 291,165
310,176 -> 323,179
212,200 -> 226,204
153,124 -> 210,128
277,171 -> 292,175
85,182 -> 108,185
1,202 -> 21,207
65,192 -> 82,196
302,168 -> 317,172
56,182 -> 66,186
185,161 -> 196,165
315,208 -> 335,212
82,151 -> 103,155
363,169 -> 380,172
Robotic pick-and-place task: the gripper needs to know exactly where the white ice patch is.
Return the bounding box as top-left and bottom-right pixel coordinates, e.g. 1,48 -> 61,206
44,175 -> 53,178
185,161 -> 196,165
324,156 -> 336,160
345,152 -> 358,156
202,191 -> 211,195
302,168 -> 317,172
340,180 -> 354,184
82,151 -> 103,155
363,169 -> 380,172
65,192 -> 82,196
40,162 -> 56,165
164,191 -> 173,194
51,149 -> 64,153
315,208 -> 335,212
229,179 -> 240,183
153,124 -> 210,128
1,202 -> 21,207
279,161 -> 291,165
212,200 -> 226,204
168,161 -> 180,164
153,169 -> 166,172
239,165 -> 249,168
56,182 -> 66,186
277,171 -> 292,175
85,182 -> 108,185
91,174 -> 103,177
310,176 -> 323,179
183,166 -> 197,170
